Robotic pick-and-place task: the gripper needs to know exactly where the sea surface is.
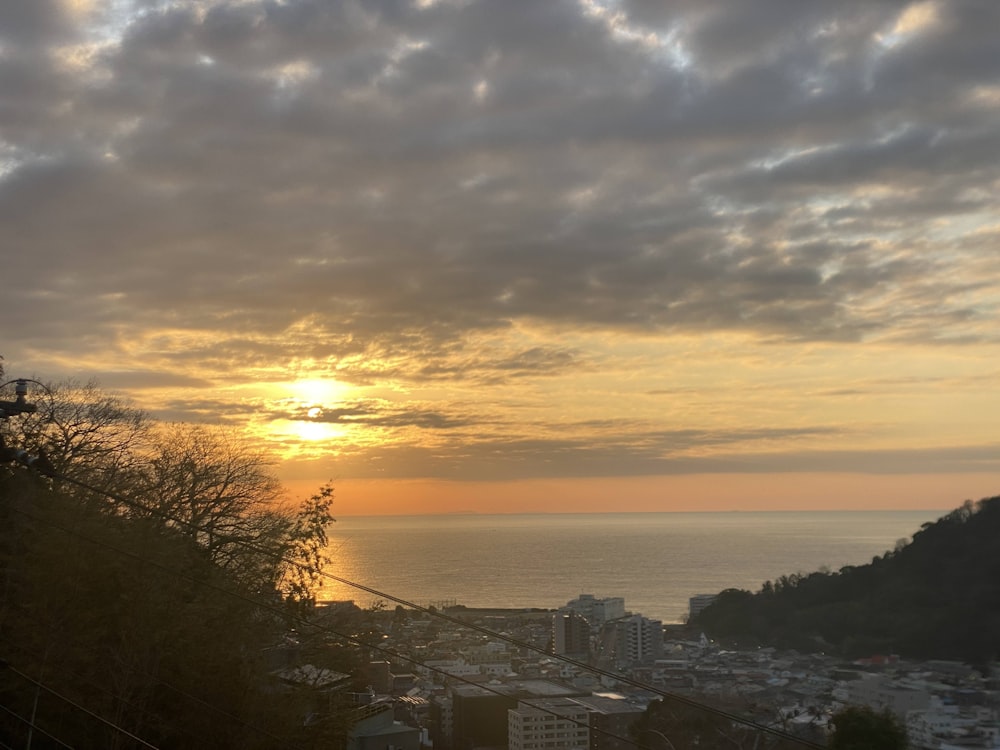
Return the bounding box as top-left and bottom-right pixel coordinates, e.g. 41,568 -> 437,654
319,510 -> 943,624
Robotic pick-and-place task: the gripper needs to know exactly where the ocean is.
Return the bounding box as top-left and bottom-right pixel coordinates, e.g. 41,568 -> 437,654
319,510 -> 943,624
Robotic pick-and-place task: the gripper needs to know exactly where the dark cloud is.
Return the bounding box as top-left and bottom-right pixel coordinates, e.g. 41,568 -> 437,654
89,370 -> 215,391
293,401 -> 477,431
0,0 -> 77,46
2,0 -> 999,484
1,1 -> 971,359
298,426 -> 1000,481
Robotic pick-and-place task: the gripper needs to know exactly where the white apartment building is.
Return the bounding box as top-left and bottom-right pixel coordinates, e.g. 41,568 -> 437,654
907,701 -> 1000,750
688,593 -> 718,620
508,698 -> 591,750
564,594 -> 626,629
849,674 -> 931,717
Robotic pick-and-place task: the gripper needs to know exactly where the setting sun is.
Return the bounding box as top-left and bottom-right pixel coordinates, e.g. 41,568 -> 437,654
250,377 -> 355,452
4,0 -> 1000,517
285,419 -> 345,444
287,378 -> 349,407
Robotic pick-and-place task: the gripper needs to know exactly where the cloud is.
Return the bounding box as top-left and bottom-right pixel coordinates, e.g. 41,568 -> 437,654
2,1 -> 999,486
290,425 -> 1000,482
2,0 -> 997,362
291,401 -> 476,430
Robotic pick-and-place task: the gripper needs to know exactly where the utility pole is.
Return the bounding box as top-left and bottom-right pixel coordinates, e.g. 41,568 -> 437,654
0,375 -> 54,474
0,379 -> 37,419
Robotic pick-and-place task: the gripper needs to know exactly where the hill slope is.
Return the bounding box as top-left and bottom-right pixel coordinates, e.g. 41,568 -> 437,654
691,496 -> 1000,664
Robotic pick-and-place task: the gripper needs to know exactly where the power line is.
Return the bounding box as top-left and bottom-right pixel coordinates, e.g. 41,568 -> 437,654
0,699 -> 74,749
4,642 -> 299,750
5,502 -> 654,750
60,466 -> 823,747
320,574 -> 823,748
9,464 -> 824,749
4,663 -> 160,750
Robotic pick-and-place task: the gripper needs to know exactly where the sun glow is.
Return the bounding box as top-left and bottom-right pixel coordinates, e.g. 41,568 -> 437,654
264,416 -> 347,453
286,419 -> 344,443
288,378 -> 349,405
265,377 -> 353,445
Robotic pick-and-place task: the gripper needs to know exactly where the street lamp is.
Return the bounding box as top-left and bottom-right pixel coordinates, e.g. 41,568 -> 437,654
645,727 -> 679,750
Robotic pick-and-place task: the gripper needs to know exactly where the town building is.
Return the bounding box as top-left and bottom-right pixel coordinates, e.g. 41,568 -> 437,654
849,674 -> 932,717
604,614 -> 663,668
508,698 -> 592,750
688,594 -> 718,620
442,679 -> 588,749
346,701 -> 422,750
553,610 -> 592,658
574,694 -> 646,750
565,594 -> 626,629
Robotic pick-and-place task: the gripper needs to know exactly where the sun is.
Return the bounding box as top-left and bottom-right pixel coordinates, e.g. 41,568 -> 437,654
266,377 -> 353,445
288,419 -> 343,443
289,378 -> 349,406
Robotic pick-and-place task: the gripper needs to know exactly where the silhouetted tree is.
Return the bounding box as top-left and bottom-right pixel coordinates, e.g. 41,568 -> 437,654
0,382 -> 346,747
9,378 -> 152,494
829,705 -> 907,750
693,496 -> 1000,662
632,697 -> 802,750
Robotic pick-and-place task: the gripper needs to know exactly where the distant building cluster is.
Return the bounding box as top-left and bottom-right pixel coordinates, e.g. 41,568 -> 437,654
553,594 -> 664,669
286,597 -> 1000,750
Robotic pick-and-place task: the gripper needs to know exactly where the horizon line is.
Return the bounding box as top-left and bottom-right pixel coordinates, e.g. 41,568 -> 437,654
332,507 -> 949,518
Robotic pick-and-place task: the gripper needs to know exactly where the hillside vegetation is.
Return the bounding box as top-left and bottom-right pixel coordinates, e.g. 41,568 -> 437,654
692,497 -> 1000,664
0,378 -> 360,748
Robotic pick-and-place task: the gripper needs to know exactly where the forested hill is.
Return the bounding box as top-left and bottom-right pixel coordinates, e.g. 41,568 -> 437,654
691,496 -> 1000,664
0,379 -> 364,748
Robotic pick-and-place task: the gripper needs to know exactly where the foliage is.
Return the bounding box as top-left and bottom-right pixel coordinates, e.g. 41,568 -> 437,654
0,472 -> 287,747
10,378 -> 152,493
632,697 -> 803,750
692,497 -> 1000,662
829,705 -> 907,750
0,380 -> 348,747
3,381 -> 335,611
280,482 -> 336,612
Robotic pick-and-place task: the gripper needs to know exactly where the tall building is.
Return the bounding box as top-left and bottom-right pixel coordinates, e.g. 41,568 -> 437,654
448,680 -> 587,749
688,593 -> 718,620
606,614 -> 663,667
565,594 -> 626,629
552,610 -> 591,658
574,695 -> 646,750
508,695 -> 646,750
508,698 -> 591,750
591,597 -> 626,628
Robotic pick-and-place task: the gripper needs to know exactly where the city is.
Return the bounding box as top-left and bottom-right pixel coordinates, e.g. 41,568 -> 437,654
287,594 -> 1000,750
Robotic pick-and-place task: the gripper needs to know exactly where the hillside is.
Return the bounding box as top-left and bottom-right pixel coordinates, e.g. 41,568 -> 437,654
691,496 -> 1000,664
0,394 -> 356,749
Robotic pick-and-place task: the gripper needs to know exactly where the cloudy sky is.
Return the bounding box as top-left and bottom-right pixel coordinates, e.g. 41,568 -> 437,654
2,0 -> 1000,514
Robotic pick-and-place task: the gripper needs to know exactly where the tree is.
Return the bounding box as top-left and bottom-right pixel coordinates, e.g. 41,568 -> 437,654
0,381 -> 347,747
0,471 -> 293,748
632,698 -> 802,750
829,705 -> 907,750
279,481 -> 335,611
137,424 -> 282,556
134,424 -> 335,609
691,496 -> 1000,661
5,378 -> 151,495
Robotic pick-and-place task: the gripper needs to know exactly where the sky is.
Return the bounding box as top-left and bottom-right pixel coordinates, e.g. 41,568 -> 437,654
1,0 -> 999,515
